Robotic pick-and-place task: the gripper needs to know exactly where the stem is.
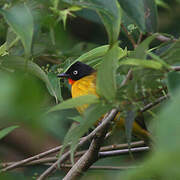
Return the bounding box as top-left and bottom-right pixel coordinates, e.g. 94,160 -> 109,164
7,36 -> 20,50
121,24 -> 137,49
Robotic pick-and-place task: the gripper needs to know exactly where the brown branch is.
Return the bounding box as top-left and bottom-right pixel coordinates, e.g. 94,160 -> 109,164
99,146 -> 149,159
137,32 -> 143,45
140,95 -> 169,113
37,109 -> 118,180
120,69 -> 133,87
1,141 -> 144,169
0,141 -> 145,169
121,24 -> 137,49
75,140 -> 145,158
1,145 -> 63,172
61,164 -> 138,171
155,34 -> 178,43
172,66 -> 180,71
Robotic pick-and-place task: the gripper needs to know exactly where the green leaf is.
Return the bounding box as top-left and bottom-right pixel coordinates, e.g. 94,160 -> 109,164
130,35 -> 156,59
0,55 -> 57,101
0,4 -> 34,57
0,125 -> 19,140
68,115 -> 83,123
155,0 -> 170,10
125,110 -> 135,144
160,39 -> 180,65
119,58 -> 164,70
64,45 -> 109,72
0,42 -> 8,56
76,45 -> 109,63
97,43 -> 119,101
48,72 -> 63,102
62,0 -> 122,44
48,95 -> 99,113
119,0 -> 158,32
167,72 -> 180,95
64,45 -> 127,72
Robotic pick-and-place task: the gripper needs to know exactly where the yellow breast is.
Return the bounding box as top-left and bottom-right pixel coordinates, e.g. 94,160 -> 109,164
71,72 -> 98,113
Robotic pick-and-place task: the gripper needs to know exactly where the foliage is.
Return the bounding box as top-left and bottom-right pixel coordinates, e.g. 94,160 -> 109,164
0,0 -> 179,179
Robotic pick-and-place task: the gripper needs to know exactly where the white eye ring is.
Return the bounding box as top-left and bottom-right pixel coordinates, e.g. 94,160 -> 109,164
73,70 -> 78,75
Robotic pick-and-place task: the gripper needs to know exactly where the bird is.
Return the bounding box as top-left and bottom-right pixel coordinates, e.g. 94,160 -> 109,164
58,61 -> 151,141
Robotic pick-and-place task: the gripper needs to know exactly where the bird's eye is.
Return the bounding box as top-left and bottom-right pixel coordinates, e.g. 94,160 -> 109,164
73,70 -> 78,75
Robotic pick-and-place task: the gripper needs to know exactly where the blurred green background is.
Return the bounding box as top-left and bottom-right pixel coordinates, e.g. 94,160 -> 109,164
0,0 -> 180,179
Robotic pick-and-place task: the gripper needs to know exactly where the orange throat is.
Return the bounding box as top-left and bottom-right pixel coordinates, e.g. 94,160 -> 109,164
68,78 -> 75,85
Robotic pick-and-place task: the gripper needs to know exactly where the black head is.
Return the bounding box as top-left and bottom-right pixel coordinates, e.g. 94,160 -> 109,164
58,61 -> 95,81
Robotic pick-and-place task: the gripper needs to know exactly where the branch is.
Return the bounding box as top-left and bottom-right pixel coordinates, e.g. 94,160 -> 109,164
1,141 -> 145,169
1,145 -> 63,172
140,95 -> 169,113
61,164 -> 138,171
37,109 -> 118,180
172,66 -> 180,71
0,141 -> 145,169
75,140 -> 145,158
155,34 -> 178,43
121,24 -> 137,49
99,146 -> 149,159
120,69 -> 133,87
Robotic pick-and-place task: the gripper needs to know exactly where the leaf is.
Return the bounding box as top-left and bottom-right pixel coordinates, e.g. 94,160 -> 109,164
155,0 -> 170,10
159,39 -> 180,65
64,45 -> 127,72
48,72 -> 63,102
62,0 -> 122,44
130,35 -> 156,59
0,42 -> 8,56
167,72 -> 180,95
125,110 -> 135,144
119,0 -> 158,32
0,55 -> 57,101
64,45 -> 109,72
76,45 -> 109,63
48,95 -> 99,113
119,58 -> 164,70
97,43 -> 119,101
0,4 -> 34,57
0,125 -> 19,140
68,115 -> 83,123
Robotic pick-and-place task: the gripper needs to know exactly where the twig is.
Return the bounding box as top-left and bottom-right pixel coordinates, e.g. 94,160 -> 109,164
140,95 -> 169,113
120,69 -> 133,87
75,140 -> 145,158
137,32 -> 143,45
1,141 -> 144,169
99,146 -> 149,158
0,145 -> 63,172
172,66 -> 180,71
155,34 -> 177,43
121,24 -> 137,49
0,141 -> 145,169
61,164 -> 138,171
37,109 -> 118,180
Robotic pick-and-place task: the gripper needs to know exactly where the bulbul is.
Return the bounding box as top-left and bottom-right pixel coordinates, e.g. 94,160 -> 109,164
58,61 -> 150,140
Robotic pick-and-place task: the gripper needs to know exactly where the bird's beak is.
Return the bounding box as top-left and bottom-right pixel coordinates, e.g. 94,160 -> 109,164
57,73 -> 69,78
